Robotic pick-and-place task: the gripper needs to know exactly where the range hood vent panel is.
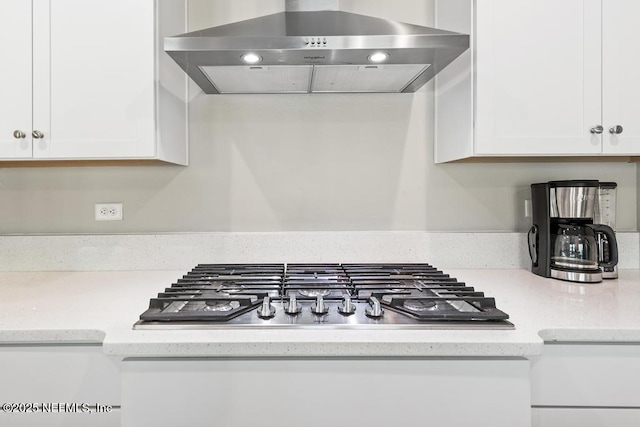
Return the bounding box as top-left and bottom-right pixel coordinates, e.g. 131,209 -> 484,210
202,65 -> 312,94
312,64 -> 429,93
166,10 -> 469,94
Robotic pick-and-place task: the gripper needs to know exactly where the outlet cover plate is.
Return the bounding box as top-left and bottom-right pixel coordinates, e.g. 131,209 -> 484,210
95,203 -> 123,221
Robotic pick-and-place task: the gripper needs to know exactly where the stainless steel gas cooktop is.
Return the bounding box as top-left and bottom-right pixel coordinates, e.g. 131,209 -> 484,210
133,263 -> 513,330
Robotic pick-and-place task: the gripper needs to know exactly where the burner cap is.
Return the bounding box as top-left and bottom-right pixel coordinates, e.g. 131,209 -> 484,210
203,300 -> 240,312
298,289 -> 331,297
403,299 -> 439,312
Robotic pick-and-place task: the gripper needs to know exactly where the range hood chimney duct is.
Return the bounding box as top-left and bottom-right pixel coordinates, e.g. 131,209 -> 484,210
164,3 -> 469,95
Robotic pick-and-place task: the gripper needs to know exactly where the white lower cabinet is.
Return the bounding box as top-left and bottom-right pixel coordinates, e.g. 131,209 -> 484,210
6,341 -> 638,427
0,409 -> 120,427
121,357 -> 531,427
0,344 -> 121,427
532,408 -> 640,427
530,343 -> 640,426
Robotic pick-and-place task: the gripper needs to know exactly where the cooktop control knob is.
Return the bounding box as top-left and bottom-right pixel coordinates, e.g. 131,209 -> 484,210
365,297 -> 383,318
285,295 -> 302,315
338,296 -> 356,315
311,295 -> 329,315
257,296 -> 276,319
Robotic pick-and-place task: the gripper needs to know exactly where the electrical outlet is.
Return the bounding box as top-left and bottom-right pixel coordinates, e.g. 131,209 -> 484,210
95,203 -> 123,221
524,199 -> 532,218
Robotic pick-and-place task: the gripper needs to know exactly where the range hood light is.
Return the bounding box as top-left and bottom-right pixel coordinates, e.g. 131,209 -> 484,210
368,52 -> 389,63
242,53 -> 262,64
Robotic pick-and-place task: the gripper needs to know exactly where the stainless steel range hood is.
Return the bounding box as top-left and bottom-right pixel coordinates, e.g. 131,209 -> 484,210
165,3 -> 469,94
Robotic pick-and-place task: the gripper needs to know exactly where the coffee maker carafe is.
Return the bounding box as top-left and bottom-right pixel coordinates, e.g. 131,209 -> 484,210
528,180 -> 619,283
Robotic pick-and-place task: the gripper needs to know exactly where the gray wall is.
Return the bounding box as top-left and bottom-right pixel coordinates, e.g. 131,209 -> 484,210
0,0 -> 637,234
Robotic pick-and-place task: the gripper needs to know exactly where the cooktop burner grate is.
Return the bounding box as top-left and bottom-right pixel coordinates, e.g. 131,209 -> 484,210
135,263 -> 513,329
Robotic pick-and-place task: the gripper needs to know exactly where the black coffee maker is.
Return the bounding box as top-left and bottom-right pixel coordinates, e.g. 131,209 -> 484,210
528,180 -> 618,283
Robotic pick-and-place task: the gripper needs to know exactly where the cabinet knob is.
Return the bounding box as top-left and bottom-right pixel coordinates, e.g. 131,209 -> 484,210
609,125 -> 623,135
13,130 -> 26,139
590,125 -> 604,134
32,130 -> 44,139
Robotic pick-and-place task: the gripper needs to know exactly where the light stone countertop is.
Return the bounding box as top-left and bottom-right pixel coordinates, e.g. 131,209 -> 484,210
0,269 -> 638,358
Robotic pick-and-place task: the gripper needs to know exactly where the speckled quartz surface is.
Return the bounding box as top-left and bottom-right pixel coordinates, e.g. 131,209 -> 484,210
0,269 -> 638,358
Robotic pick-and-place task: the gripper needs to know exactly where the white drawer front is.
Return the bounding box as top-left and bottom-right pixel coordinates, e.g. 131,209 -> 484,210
532,407 -> 640,427
531,343 -> 640,407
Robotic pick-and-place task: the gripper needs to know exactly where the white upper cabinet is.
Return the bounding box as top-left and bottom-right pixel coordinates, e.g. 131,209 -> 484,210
0,0 -> 33,159
473,0 -> 602,156
602,0 -> 640,154
0,0 -> 188,164
435,0 -> 640,162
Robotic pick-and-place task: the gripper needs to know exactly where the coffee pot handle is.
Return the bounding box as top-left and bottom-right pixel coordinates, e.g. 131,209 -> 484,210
527,225 -> 538,265
587,224 -> 618,268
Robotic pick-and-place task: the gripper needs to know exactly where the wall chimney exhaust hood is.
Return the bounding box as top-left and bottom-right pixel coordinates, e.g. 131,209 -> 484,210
165,2 -> 469,94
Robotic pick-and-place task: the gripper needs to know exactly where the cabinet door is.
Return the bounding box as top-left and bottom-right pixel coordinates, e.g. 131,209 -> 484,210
531,344 -> 640,407
0,0 -> 33,159
532,408 -> 640,427
602,0 -> 640,154
0,344 -> 121,427
32,0 -> 156,159
123,358 -> 531,427
475,0 -> 603,155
